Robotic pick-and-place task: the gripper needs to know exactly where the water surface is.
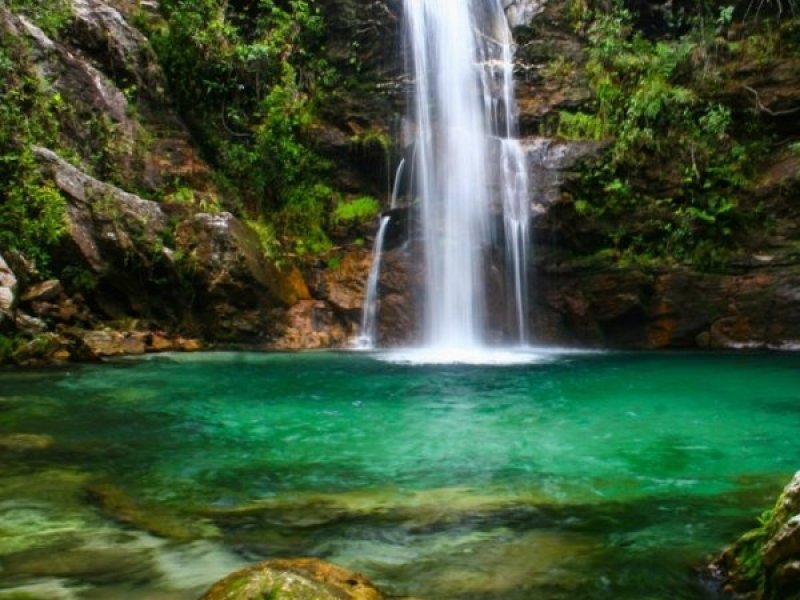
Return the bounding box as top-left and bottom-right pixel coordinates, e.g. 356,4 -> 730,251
1,350 -> 799,599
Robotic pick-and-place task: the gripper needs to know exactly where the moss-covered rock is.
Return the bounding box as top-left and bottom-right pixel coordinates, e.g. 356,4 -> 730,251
201,557 -> 389,600
710,471 -> 800,599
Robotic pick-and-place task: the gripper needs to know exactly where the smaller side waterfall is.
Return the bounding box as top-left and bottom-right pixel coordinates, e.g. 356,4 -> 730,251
356,215 -> 392,349
390,159 -> 406,210
501,139 -> 530,344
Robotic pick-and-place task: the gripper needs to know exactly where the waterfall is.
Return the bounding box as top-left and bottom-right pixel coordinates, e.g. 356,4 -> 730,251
405,0 -> 531,349
356,215 -> 391,349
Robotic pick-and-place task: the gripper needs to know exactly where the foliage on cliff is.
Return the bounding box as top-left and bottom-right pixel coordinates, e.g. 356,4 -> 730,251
146,0 -> 348,256
558,0 -> 799,267
0,13 -> 67,268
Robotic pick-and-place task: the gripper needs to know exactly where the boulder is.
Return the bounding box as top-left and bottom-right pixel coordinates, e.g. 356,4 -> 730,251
20,279 -> 63,304
273,300 -> 350,350
173,213 -> 308,341
201,558 -> 387,600
316,250 -> 371,313
68,0 -> 165,100
11,333 -> 68,365
503,0 -> 547,27
0,253 -> 17,325
34,146 -> 169,275
79,329 -> 147,357
14,312 -> 48,335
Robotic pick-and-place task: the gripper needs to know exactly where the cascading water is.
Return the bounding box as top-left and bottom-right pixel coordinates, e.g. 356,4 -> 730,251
356,215 -> 391,349
405,0 -> 531,349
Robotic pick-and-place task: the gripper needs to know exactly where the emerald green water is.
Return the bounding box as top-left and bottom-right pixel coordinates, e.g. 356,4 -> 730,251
1,350 -> 799,599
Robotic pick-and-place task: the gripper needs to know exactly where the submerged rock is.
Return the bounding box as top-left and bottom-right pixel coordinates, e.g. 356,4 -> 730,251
709,471 -> 800,599
85,482 -> 218,541
0,433 -> 55,452
201,557 -> 388,600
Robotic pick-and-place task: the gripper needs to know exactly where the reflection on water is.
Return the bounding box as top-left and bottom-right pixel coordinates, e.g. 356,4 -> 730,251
1,351 -> 799,598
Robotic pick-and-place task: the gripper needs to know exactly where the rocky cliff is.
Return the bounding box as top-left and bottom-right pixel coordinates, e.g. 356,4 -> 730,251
1,0 -> 799,364
0,0 -> 397,363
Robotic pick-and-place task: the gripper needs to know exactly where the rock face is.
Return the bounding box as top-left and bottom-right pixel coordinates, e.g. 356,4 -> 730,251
710,471 -> 800,599
201,558 -> 388,600
34,147 -> 313,342
173,213 -> 306,342
528,260 -> 800,349
2,1 -> 215,196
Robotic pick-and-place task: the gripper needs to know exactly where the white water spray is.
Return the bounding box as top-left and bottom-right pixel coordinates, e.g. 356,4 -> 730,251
405,0 -> 531,349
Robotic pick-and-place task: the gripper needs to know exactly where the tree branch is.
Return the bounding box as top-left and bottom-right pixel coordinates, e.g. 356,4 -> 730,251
743,85 -> 800,116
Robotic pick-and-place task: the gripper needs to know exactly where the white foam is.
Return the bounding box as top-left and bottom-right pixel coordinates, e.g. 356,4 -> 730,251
372,345 -> 599,366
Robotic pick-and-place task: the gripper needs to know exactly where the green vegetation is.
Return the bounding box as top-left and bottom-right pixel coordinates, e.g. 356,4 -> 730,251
557,1 -> 795,267
147,0 -> 344,259
0,27 -> 67,270
0,334 -> 17,363
5,0 -> 72,37
333,195 -> 380,226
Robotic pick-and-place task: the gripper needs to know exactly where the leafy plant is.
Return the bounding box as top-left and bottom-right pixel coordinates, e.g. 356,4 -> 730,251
0,34 -> 67,270
556,1 -> 772,267
333,195 -> 380,225
148,0 -> 341,259
6,0 -> 72,37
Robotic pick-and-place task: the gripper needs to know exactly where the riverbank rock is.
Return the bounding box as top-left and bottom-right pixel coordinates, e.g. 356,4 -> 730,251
201,558 -> 389,600
709,471 -> 800,599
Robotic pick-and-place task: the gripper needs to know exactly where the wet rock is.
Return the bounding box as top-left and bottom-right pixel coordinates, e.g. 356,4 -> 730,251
201,557 -> 387,600
199,485 -> 561,531
147,332 -> 174,352
317,250 -> 371,313
503,0 -> 547,27
0,252 -> 16,325
709,471 -> 800,599
174,336 -> 203,352
376,246 -> 422,346
524,137 -> 609,213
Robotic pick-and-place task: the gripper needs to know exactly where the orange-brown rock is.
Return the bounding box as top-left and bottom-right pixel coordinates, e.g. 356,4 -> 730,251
201,558 -> 387,600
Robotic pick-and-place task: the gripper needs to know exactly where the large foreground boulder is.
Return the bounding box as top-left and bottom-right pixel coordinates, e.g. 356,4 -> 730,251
201,558 -> 392,600
709,471 -> 800,599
